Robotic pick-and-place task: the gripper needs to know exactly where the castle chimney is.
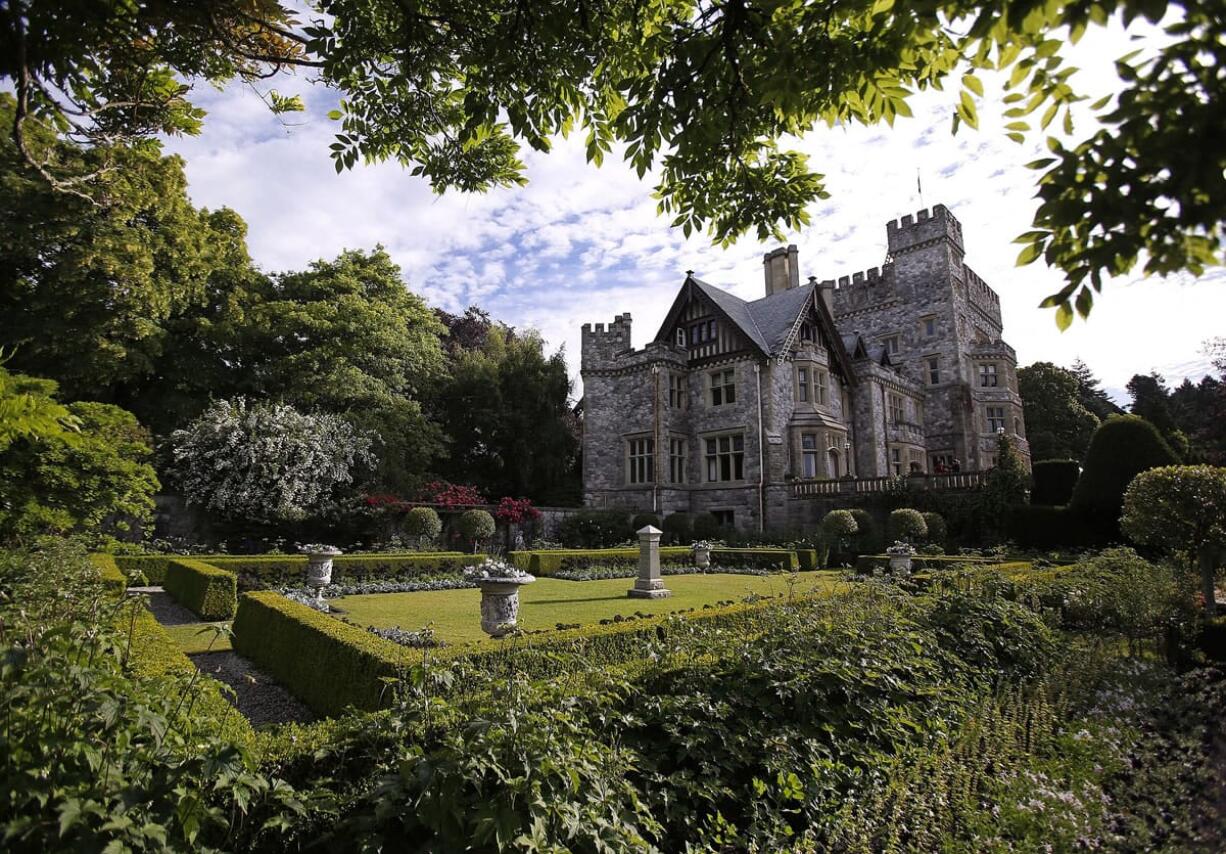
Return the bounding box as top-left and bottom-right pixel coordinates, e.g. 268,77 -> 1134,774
763,245 -> 801,296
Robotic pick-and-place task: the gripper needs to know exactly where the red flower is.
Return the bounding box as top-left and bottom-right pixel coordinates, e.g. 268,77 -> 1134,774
495,496 -> 541,524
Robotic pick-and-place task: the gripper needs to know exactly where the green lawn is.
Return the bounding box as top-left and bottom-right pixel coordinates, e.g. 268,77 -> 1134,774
333,571 -> 846,646
165,622 -> 233,654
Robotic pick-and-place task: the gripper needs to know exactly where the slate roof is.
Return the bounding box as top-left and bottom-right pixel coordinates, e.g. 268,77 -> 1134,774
653,275 -> 859,385
687,277 -> 817,358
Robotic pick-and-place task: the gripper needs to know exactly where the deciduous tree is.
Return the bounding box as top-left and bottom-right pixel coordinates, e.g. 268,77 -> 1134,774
1018,362 -> 1099,460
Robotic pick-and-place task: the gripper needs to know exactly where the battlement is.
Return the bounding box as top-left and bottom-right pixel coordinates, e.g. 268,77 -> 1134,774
886,203 -> 964,255
963,265 -> 1002,325
581,312 -> 633,369
828,263 -> 896,315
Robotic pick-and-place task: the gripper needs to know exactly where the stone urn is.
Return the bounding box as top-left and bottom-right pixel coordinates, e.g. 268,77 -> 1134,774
303,545 -> 342,603
692,541 -> 711,569
886,542 -> 915,575
468,559 -> 535,637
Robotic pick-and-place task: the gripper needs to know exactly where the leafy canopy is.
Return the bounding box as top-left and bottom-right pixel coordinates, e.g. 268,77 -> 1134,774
1018,361 -> 1099,461
3,1 -> 1222,323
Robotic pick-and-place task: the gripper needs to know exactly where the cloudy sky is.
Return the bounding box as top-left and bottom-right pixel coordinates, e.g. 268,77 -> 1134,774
163,16 -> 1222,404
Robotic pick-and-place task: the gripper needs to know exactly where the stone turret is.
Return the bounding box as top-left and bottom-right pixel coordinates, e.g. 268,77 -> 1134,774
581,313 -> 632,369
886,204 -> 964,256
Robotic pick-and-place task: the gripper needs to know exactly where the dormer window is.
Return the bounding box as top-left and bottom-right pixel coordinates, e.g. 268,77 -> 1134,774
675,328 -> 685,347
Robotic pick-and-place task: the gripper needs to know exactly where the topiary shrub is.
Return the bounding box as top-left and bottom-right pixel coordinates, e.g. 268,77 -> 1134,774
849,509 -> 878,554
631,513 -> 662,532
819,510 -> 858,567
887,508 -> 927,543
404,506 -> 443,548
921,512 -> 947,548
662,512 -> 694,545
1031,459 -> 1080,506
1122,465 -> 1226,616
456,509 -> 496,552
691,512 -> 721,540
1071,415 -> 1179,539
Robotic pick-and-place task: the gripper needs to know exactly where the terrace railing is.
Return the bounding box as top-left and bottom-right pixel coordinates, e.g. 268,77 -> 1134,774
790,470 -> 988,499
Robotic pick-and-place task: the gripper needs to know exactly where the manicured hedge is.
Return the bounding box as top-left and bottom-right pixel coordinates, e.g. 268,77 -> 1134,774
1004,505 -> 1100,549
854,554 -> 1021,573
709,547 -> 800,572
232,591 -> 417,716
90,553 -> 127,596
207,552 -> 483,586
118,605 -> 253,746
233,585 -> 839,717
1031,459 -> 1081,506
163,558 -> 238,620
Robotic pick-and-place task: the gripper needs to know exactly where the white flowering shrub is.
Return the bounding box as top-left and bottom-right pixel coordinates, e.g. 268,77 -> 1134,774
170,399 -> 375,523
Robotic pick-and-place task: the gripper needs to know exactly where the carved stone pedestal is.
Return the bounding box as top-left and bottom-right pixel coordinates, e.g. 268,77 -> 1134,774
629,525 -> 672,599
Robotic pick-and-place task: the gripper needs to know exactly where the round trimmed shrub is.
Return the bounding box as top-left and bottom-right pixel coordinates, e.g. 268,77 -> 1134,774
921,512 -> 947,547
850,509 -> 877,553
662,512 -> 694,544
631,513 -> 662,532
691,512 -> 721,540
1071,415 -> 1179,537
456,509 -> 496,552
404,507 -> 443,546
821,509 -> 858,538
887,508 -> 927,543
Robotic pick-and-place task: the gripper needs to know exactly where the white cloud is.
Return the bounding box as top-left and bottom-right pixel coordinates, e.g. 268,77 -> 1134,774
162,16 -> 1224,405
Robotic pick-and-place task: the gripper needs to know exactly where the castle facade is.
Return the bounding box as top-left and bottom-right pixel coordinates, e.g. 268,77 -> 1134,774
580,204 -> 1029,531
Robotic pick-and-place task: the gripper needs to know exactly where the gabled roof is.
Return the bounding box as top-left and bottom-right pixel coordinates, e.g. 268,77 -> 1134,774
652,275 -> 856,383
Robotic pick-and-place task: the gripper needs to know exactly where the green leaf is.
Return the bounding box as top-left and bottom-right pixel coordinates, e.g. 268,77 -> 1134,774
1055,302 -> 1074,331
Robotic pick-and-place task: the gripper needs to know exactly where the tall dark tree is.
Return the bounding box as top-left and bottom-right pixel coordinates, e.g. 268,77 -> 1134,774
1126,372 -> 1189,460
1017,362 -> 1099,461
433,326 -> 579,504
1070,359 -> 1123,422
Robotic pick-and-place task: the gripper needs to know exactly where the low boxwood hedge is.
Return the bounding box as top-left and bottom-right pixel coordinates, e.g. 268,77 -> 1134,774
708,547 -> 799,572
90,554 -> 127,596
854,554 -> 1020,574
232,586 -> 833,717
207,552 -> 483,587
114,555 -> 180,585
232,591 -> 419,716
118,604 -> 253,747
512,546 -> 802,576
163,558 -> 238,620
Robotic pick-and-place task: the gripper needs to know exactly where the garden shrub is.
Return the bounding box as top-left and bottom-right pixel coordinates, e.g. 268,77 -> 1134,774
709,547 -> 799,572
1031,459 -> 1080,506
1071,415 -> 1179,538
691,512 -> 721,539
525,547 -> 693,576
403,506 -> 443,546
662,512 -> 693,544
1005,504 -> 1095,549
162,558 -> 238,620
115,554 -> 174,584
820,509 -> 858,566
232,591 -> 417,715
887,508 -> 927,543
921,512 -> 946,547
855,554 -> 1024,574
89,553 -> 127,596
795,549 -> 819,571
206,552 -> 482,589
630,512 -> 661,531
556,509 -> 633,548
850,508 -> 878,553
456,509 -> 495,551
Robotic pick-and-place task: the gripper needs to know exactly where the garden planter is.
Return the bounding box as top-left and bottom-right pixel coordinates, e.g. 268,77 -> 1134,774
304,545 -> 342,602
693,545 -> 711,569
474,576 -> 535,637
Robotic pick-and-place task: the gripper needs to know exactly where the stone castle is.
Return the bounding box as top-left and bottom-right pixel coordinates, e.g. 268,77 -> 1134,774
580,204 -> 1030,531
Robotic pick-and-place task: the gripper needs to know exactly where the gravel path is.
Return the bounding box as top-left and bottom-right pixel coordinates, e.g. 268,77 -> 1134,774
192,651 -> 316,727
127,587 -> 199,626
